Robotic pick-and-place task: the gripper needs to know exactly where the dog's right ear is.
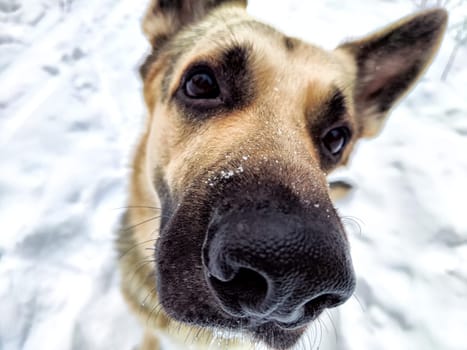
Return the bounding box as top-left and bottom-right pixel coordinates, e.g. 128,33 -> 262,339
336,9 -> 447,138
142,0 -> 248,48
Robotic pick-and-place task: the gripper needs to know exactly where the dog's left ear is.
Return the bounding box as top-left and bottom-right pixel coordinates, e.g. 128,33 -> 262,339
142,0 -> 248,49
336,9 -> 448,137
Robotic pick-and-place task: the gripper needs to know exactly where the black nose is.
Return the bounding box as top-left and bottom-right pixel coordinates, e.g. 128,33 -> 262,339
202,205 -> 355,327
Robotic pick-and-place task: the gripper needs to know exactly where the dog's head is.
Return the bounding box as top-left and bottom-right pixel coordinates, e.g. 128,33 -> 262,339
132,1 -> 447,348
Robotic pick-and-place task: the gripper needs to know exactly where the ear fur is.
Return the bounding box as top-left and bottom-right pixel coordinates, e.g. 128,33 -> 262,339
337,8 -> 448,137
142,0 -> 248,49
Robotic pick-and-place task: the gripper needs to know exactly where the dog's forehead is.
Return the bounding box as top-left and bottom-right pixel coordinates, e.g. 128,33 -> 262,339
158,8 -> 351,103
146,10 -> 356,177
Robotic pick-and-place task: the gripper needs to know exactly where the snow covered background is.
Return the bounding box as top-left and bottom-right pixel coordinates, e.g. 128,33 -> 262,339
0,0 -> 466,349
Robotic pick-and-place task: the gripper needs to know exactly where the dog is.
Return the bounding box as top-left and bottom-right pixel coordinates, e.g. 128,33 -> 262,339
117,1 -> 447,349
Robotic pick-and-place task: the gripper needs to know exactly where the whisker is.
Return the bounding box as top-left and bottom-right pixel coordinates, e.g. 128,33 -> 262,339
176,322 -> 183,337
271,325 -> 275,350
317,318 -> 323,349
321,314 -> 329,334
311,322 -> 318,350
209,328 -> 217,350
353,294 -> 366,313
325,310 -> 338,344
341,215 -> 365,237
141,286 -> 158,308
113,205 -> 162,211
184,325 -> 193,344
197,327 -> 205,346
145,299 -> 161,324
121,215 -> 162,232
118,238 -> 157,260
194,326 -> 203,342
153,303 -> 166,322
129,258 -> 156,284
303,327 -> 312,350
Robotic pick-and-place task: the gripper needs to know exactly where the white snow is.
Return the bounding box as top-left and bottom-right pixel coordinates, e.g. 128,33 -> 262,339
1,0 -> 466,350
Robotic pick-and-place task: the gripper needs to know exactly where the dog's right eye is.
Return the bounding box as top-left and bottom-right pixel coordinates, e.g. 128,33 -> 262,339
184,69 -> 220,99
321,126 -> 350,157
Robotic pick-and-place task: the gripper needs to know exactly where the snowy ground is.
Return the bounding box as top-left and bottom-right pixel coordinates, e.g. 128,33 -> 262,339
0,0 -> 466,350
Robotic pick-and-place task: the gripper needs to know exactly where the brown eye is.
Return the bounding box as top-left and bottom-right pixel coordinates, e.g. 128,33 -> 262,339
184,69 -> 220,99
322,127 -> 350,156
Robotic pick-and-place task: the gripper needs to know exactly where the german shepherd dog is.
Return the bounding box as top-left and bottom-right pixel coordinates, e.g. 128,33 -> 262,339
118,1 -> 447,349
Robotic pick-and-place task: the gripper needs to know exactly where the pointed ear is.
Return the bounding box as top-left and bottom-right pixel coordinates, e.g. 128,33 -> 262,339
336,9 -> 448,137
142,0 -> 248,48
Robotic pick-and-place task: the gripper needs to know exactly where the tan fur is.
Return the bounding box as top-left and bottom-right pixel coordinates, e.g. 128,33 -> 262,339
118,3 -> 447,349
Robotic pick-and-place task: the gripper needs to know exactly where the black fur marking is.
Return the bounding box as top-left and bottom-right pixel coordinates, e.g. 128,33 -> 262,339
308,87 -> 348,132
325,88 -> 347,120
283,36 -> 295,51
221,44 -> 255,109
158,0 -> 182,11
307,87 -> 351,170
174,44 -> 255,120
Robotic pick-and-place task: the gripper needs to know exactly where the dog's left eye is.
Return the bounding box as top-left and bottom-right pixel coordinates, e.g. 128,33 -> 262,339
322,127 -> 350,156
184,69 -> 220,99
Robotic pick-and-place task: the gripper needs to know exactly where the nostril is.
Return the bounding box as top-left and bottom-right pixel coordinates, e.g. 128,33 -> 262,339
304,292 -> 347,315
208,267 -> 269,315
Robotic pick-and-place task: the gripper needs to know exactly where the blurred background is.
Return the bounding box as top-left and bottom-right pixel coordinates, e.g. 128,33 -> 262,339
0,0 -> 466,349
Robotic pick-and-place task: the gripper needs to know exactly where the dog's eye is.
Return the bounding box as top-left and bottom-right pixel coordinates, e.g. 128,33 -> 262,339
322,127 -> 350,156
184,69 -> 220,99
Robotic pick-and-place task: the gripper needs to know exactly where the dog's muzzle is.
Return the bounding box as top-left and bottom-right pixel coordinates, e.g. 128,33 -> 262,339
202,187 -> 356,330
